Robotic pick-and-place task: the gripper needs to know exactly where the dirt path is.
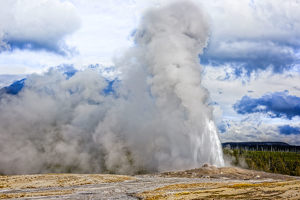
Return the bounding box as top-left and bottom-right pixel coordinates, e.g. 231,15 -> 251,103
1,167 -> 299,199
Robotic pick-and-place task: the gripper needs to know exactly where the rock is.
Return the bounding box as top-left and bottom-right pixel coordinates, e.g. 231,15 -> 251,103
202,163 -> 209,167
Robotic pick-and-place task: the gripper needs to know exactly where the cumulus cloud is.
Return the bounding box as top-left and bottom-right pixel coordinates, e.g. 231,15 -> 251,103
201,66 -> 300,145
0,0 -> 80,54
219,118 -> 300,145
233,91 -> 300,119
0,2 -> 224,175
201,41 -> 298,75
199,0 -> 300,75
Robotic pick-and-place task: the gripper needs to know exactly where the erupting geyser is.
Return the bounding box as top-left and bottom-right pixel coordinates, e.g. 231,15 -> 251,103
0,1 -> 224,175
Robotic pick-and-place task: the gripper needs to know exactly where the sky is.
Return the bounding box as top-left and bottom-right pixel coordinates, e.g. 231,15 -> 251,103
0,0 -> 300,145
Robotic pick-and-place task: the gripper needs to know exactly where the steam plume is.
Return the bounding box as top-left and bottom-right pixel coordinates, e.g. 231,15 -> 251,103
0,1 -> 224,175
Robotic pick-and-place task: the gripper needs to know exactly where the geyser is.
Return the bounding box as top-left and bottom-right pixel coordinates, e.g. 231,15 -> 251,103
0,1 -> 224,175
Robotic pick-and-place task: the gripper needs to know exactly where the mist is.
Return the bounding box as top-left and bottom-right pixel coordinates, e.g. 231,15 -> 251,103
0,1 -> 224,175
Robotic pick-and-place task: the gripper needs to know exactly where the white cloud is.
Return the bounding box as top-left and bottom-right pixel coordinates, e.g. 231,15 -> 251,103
0,74 -> 26,87
203,65 -> 300,144
203,66 -> 300,117
0,0 -> 151,75
220,117 -> 300,145
200,0 -> 300,72
2,0 -> 300,74
203,0 -> 300,40
0,0 -> 80,53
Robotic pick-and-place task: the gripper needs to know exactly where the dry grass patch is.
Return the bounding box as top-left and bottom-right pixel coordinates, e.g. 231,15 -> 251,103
0,189 -> 74,199
0,174 -> 134,189
135,180 -> 300,200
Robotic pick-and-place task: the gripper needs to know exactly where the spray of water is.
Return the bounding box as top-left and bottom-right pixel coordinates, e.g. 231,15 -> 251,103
0,1 -> 224,175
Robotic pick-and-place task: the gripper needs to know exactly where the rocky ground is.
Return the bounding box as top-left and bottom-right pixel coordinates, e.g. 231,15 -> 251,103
1,165 -> 300,199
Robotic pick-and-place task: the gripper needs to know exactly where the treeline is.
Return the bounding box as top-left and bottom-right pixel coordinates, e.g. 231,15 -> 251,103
223,148 -> 300,176
222,142 -> 300,152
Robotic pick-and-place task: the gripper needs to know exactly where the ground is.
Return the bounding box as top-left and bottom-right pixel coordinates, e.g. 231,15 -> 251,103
1,165 -> 300,199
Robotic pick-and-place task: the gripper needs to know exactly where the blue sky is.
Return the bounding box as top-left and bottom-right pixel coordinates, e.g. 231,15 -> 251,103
0,0 -> 300,145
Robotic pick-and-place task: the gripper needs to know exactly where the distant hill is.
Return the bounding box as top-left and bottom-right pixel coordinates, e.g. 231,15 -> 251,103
222,142 -> 300,152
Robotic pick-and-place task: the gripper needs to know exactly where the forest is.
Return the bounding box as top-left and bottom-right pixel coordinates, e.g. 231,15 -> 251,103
223,148 -> 300,176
